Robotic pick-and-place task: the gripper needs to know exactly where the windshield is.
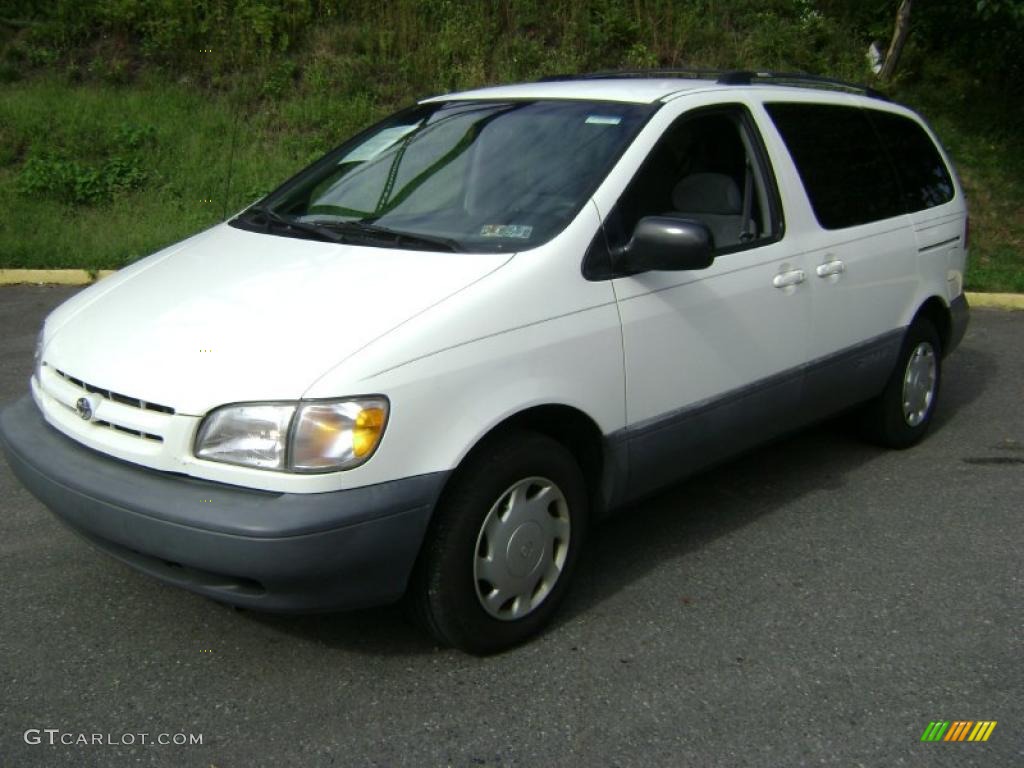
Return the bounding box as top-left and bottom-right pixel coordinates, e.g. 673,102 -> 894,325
232,99 -> 655,252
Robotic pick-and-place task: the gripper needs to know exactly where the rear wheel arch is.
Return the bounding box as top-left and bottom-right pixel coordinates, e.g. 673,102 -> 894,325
912,296 -> 953,357
860,314 -> 942,448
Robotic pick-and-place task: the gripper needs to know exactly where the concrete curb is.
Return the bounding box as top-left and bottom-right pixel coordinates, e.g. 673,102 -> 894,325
0,269 -> 117,285
966,291 -> 1024,310
0,269 -> 1021,309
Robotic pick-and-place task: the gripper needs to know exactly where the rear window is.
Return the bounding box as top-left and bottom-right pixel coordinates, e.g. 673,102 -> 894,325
865,110 -> 955,212
765,103 -> 904,229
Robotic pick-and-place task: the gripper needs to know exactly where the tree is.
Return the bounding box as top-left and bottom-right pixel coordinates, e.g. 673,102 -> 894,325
879,0 -> 911,81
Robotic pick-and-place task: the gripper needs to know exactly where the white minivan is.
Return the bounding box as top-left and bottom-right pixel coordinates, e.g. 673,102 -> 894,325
1,71 -> 969,653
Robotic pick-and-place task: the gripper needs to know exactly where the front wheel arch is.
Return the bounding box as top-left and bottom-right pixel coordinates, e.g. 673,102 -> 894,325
405,428 -> 590,653
443,403 -> 609,515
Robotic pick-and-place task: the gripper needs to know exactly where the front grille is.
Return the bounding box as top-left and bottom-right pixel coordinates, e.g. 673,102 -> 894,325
53,368 -> 175,414
45,366 -> 173,444
94,419 -> 162,442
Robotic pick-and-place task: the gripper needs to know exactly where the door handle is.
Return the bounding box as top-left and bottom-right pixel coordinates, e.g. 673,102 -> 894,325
816,259 -> 846,278
772,269 -> 806,289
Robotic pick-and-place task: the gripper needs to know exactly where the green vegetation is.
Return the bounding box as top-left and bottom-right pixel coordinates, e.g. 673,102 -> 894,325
925,112 -> 1024,293
0,76 -> 374,269
0,1 -> 1020,290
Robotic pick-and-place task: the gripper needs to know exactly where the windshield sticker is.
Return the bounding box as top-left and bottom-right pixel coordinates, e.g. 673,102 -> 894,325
585,115 -> 622,125
480,224 -> 533,239
339,124 -> 419,164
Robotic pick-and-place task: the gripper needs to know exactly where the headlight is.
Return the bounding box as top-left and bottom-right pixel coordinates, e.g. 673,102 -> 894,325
194,397 -> 389,473
195,404 -> 295,470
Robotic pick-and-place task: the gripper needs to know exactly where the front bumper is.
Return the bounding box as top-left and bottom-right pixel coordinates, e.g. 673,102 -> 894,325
0,395 -> 447,612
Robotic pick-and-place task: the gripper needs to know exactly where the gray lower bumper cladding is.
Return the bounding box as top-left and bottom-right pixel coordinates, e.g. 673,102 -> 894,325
0,395 -> 447,612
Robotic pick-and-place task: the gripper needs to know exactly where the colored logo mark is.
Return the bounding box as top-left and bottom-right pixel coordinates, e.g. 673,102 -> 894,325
920,721 -> 997,742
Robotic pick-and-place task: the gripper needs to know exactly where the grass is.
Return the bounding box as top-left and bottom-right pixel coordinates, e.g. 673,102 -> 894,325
0,75 -> 388,270
898,61 -> 1024,294
929,119 -> 1024,293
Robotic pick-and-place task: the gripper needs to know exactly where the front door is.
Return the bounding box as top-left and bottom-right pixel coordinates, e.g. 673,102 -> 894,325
594,103 -> 812,501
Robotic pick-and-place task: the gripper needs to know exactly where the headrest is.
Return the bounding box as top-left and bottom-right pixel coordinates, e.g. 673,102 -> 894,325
671,173 -> 742,215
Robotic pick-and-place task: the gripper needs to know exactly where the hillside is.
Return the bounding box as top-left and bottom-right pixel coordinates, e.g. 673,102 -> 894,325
0,0 -> 1020,289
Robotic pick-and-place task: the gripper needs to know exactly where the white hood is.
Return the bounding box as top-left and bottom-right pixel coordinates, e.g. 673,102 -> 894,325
43,224 -> 510,414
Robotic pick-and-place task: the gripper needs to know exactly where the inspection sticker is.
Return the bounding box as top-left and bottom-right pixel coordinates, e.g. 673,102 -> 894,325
480,224 -> 533,239
585,115 -> 622,125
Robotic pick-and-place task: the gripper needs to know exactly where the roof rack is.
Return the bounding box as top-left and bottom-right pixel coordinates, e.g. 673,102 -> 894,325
537,69 -> 886,99
717,70 -> 886,99
537,69 -> 728,83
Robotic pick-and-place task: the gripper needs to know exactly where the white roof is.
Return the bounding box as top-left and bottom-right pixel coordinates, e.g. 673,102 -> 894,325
422,78 -> 719,105
420,76 -> 906,113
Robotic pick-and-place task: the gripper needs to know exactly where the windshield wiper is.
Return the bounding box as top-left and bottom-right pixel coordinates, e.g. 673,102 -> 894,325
244,205 -> 346,244
243,207 -> 462,252
328,221 -> 463,252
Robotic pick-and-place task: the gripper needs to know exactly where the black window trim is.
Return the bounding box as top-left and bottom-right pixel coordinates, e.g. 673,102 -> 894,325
583,102 -> 786,281
765,100 -> 956,232
862,106 -> 957,216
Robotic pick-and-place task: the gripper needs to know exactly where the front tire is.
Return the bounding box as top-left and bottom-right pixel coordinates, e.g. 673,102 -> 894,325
860,318 -> 942,449
408,431 -> 588,654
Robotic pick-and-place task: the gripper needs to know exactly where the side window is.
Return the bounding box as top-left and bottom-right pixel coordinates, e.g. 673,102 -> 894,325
603,106 -> 782,255
766,103 -> 904,230
866,110 -> 955,212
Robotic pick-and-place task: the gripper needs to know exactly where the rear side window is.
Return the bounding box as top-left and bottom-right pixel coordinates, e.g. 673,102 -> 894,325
866,110 -> 955,212
766,103 -> 904,229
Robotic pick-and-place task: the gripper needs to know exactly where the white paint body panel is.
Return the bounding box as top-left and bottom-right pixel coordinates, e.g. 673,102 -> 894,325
422,78 -> 718,105
590,92 -> 813,425
34,79 -> 967,495
750,94 -> 965,359
303,204 -> 625,487
37,205 -> 621,493
42,223 -> 511,415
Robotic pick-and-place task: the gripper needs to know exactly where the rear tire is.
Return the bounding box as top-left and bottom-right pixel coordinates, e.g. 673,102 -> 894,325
860,318 -> 942,449
407,430 -> 588,654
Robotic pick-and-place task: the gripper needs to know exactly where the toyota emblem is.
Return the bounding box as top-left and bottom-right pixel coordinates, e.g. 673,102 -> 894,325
75,397 -> 93,421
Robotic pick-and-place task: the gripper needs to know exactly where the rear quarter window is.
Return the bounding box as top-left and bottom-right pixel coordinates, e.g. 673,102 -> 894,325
865,110 -> 955,212
766,102 -> 904,230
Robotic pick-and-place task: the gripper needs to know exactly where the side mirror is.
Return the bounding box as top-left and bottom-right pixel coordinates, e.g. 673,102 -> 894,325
614,216 -> 714,273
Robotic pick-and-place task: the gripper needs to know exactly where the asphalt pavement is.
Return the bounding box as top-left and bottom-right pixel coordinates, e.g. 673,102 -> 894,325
0,286 -> 1020,767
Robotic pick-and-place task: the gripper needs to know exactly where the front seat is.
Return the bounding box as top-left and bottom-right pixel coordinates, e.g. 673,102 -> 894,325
671,172 -> 753,249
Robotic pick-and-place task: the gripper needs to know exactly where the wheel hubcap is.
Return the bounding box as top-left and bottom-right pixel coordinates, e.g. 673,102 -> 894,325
902,342 -> 936,427
473,476 -> 570,621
